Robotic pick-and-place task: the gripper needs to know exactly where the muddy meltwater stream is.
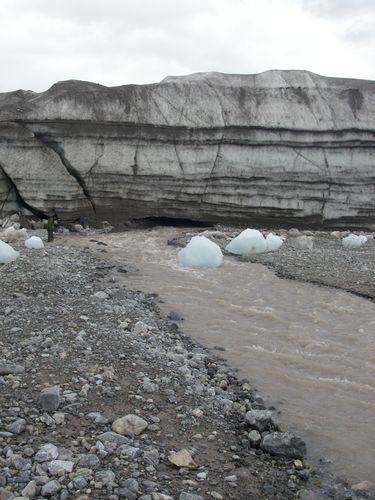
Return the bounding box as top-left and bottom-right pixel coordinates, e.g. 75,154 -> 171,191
97,227 -> 375,482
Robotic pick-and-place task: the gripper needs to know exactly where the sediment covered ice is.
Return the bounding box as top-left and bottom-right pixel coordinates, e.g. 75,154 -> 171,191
2,226 -> 28,242
342,234 -> 367,249
25,236 -> 44,249
178,235 -> 223,268
0,240 -> 19,264
290,235 -> 314,250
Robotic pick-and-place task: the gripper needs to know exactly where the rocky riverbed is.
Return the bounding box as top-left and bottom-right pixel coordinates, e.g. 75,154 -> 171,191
168,226 -> 375,300
1,231 -> 374,500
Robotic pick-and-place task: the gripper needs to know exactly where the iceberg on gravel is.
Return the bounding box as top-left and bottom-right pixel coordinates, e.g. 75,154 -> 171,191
25,236 -> 44,249
265,233 -> 283,252
0,240 -> 19,264
342,234 -> 367,249
226,229 -> 267,256
178,235 -> 223,268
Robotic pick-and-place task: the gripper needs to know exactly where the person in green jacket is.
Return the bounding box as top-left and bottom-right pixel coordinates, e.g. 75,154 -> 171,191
47,215 -> 55,242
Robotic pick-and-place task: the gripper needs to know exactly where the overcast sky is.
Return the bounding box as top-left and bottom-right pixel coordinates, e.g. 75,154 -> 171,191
1,0 -> 374,92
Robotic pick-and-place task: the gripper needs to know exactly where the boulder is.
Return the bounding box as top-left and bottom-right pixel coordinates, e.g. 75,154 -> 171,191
261,432 -> 306,458
112,414 -> 148,436
0,363 -> 24,375
168,449 -> 197,469
97,431 -> 132,446
41,480 -> 61,497
6,418 -> 26,435
40,386 -> 61,412
34,443 -> 59,462
245,410 -> 274,432
351,480 -> 375,497
48,460 -> 74,475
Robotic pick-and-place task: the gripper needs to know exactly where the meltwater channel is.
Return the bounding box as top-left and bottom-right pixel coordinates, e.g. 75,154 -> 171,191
98,227 -> 375,482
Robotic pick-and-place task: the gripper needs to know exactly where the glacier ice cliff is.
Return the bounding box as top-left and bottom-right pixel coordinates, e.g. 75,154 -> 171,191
0,70 -> 374,228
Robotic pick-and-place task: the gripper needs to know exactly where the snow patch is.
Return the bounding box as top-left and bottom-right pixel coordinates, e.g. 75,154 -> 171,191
290,235 -> 314,250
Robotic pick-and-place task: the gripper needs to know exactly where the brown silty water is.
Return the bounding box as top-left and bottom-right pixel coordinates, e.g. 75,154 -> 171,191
96,227 -> 375,482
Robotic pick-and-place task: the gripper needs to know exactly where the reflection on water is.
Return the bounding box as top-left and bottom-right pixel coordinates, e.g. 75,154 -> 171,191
100,227 -> 375,482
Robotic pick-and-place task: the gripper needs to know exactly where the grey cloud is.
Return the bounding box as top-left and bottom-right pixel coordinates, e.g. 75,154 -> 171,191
6,0 -> 216,32
298,0 -> 375,47
1,0 -> 375,92
298,0 -> 375,18
344,18 -> 375,44
0,0 -> 256,92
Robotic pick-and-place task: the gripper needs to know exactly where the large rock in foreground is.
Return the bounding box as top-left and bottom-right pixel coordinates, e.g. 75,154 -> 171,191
1,70 -> 375,228
262,432 -> 307,459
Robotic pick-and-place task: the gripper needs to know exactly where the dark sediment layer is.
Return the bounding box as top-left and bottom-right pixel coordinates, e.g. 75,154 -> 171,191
1,70 -> 375,229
